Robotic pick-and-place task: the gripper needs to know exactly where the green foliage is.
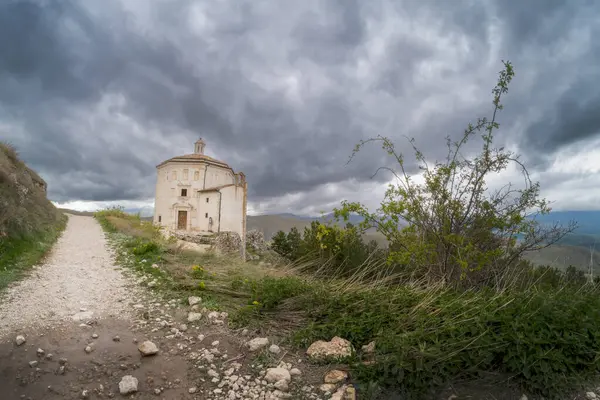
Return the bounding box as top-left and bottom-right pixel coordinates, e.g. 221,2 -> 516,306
334,61 -> 575,287
0,216 -> 67,290
233,270 -> 600,398
271,221 -> 383,277
271,230 -> 292,257
271,226 -> 303,260
131,240 -> 160,256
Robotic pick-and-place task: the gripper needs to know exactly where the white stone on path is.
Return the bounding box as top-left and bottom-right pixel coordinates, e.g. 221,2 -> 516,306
187,312 -> 202,322
138,340 -> 159,356
246,337 -> 269,351
188,296 -> 201,306
268,344 -> 281,354
265,368 -> 291,384
119,375 -> 139,395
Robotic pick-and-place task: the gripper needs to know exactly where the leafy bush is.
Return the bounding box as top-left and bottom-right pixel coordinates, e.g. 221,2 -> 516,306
334,61 -> 575,288
131,240 -> 160,255
271,221 -> 383,277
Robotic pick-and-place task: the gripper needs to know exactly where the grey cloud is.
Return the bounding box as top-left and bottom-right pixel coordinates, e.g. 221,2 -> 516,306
522,71 -> 600,153
1,0 -> 599,213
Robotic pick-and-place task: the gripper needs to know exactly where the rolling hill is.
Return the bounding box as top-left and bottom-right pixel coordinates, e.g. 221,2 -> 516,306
522,244 -> 600,274
247,214 -> 314,240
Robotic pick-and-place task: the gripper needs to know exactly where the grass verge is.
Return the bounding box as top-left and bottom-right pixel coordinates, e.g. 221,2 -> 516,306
0,214 -> 67,290
94,207 -> 290,311
0,141 -> 68,291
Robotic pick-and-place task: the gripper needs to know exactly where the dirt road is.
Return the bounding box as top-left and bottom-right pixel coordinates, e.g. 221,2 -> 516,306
0,215 -> 328,400
0,215 -> 199,399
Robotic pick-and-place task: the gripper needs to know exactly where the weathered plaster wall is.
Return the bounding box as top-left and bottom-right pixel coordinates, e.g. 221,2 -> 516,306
218,184 -> 246,237
154,161 -> 243,235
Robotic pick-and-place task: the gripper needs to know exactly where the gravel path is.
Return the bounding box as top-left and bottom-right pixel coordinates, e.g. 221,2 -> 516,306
0,214 -> 139,338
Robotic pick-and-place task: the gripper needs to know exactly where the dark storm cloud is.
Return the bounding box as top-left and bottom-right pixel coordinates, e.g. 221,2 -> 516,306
522,69 -> 600,153
0,0 -> 599,211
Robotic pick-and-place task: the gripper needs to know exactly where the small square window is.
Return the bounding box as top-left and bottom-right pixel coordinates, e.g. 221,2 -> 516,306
158,215 -> 161,222
206,197 -> 209,203
205,213 -> 208,218
181,188 -> 188,197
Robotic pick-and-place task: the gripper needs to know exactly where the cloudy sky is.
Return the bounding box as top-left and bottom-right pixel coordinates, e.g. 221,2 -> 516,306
1,0 -> 599,216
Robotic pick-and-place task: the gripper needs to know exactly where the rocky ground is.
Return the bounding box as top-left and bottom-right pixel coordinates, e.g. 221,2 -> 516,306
0,215 -> 355,400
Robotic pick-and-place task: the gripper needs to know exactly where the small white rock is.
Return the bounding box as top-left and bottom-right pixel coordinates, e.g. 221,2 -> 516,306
274,379 -> 289,392
290,368 -> 302,376
138,340 -> 159,356
36,348 -> 44,356
208,369 -> 220,378
246,337 -> 269,351
268,344 -> 281,354
188,296 -> 202,306
188,387 -> 197,394
119,375 -> 139,395
586,393 -> 597,400
15,335 -> 26,346
92,333 -> 99,339
188,312 -> 203,322
265,368 -> 291,384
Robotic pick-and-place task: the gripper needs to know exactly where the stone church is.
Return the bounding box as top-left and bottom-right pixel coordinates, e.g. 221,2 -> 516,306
153,139 -> 247,239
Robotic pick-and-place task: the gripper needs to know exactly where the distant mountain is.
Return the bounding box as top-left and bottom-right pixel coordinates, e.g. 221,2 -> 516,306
532,211 -> 600,236
263,212 -> 366,225
247,214 -> 314,240
122,206 -> 154,218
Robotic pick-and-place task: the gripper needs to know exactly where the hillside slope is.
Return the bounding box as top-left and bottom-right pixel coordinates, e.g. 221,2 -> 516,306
522,244 -> 600,273
0,142 -> 66,289
247,214 -> 314,240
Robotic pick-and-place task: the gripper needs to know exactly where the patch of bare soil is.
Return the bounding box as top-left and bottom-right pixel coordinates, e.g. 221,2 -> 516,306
0,318 -> 193,399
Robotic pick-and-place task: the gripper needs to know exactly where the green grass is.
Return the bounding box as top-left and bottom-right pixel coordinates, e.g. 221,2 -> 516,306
94,208 -> 291,311
0,218 -> 67,290
0,141 -> 68,291
227,264 -> 600,399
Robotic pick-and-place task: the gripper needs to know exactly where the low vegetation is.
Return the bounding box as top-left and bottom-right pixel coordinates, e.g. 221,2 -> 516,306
94,207 -> 290,311
0,142 -> 66,290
